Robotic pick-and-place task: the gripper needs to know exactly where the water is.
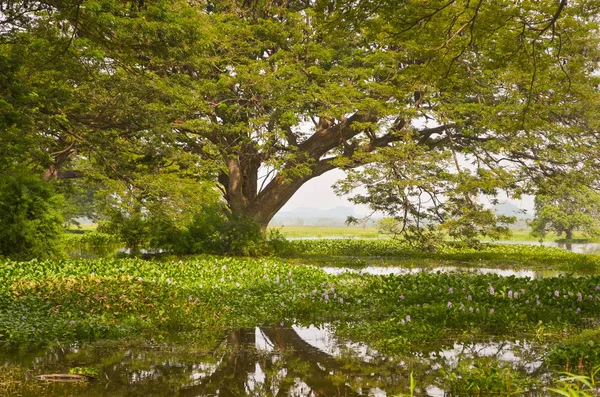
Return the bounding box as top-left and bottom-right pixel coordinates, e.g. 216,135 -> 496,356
1,326 -> 553,396
320,265 -> 564,279
497,240 -> 600,254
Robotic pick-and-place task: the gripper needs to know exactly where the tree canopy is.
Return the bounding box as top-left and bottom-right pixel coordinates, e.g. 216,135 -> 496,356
530,174 -> 600,241
2,0 -> 600,233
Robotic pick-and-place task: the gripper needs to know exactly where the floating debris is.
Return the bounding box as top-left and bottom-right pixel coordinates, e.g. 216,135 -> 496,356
34,374 -> 96,382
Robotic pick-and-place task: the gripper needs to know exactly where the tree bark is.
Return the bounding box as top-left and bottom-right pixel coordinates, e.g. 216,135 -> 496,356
565,228 -> 573,241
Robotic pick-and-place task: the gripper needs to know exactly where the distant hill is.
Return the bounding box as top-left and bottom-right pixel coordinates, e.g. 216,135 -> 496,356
494,202 -> 532,219
270,206 -> 375,226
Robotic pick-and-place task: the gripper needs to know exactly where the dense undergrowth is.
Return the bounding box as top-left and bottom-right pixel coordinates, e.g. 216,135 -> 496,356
1,252 -> 599,369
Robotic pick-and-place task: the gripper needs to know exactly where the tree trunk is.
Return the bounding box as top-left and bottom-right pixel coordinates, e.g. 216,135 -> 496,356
225,156 -> 337,233
565,228 -> 573,241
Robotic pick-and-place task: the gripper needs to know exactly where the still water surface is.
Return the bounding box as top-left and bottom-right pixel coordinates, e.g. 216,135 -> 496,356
1,325 -> 552,396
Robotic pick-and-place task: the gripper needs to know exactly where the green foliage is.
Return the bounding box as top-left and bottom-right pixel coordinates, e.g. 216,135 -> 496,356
3,0 -> 600,230
187,210 -> 272,256
548,330 -> 600,369
281,239 -> 600,272
337,148 -> 516,248
75,231 -> 119,246
1,245 -> 599,351
0,170 -> 64,260
94,175 -> 223,253
441,360 -> 537,396
549,365 -> 600,397
531,175 -> 600,242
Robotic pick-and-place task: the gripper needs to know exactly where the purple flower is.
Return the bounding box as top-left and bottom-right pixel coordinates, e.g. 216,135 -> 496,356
488,286 -> 495,295
400,295 -> 405,300
222,265 -> 227,270
596,285 -> 600,291
526,300 -> 530,304
514,292 -> 519,299
476,308 -> 480,313
401,319 -> 406,325
577,292 -> 583,302
312,289 -> 317,295
576,307 -> 581,313
405,315 -> 411,322
521,289 -> 525,294
468,295 -> 472,301
469,307 -> 474,313
449,288 -> 454,294
536,300 -> 541,305
490,308 -> 495,314
447,301 -> 453,308
508,290 -> 513,299
554,290 -> 560,297
568,291 -> 573,296
460,303 -> 465,310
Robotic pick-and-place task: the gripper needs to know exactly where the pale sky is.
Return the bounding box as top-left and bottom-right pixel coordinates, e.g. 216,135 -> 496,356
278,169 -> 373,215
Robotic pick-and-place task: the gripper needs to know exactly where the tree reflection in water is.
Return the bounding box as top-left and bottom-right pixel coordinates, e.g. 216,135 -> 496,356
1,326 -> 550,396
2,326 -> 406,397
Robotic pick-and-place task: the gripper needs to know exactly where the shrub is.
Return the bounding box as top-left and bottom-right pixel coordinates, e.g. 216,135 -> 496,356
0,170 -> 64,260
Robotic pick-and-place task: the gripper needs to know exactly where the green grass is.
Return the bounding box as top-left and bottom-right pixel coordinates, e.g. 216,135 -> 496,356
269,225 -> 600,244
66,223 -> 98,232
269,225 -> 380,238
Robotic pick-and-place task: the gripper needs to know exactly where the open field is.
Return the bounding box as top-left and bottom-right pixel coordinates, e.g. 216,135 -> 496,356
269,225 -> 600,243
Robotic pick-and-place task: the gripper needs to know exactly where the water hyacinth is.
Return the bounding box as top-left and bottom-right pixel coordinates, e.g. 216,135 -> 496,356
577,292 -> 583,302
488,286 -> 495,295
447,301 -> 452,308
514,292 -> 518,299
508,290 -> 513,299
468,295 -> 472,301
448,287 -> 453,294
554,290 -> 560,297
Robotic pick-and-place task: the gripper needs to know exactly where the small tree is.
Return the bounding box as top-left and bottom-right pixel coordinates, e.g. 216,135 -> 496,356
530,176 -> 600,242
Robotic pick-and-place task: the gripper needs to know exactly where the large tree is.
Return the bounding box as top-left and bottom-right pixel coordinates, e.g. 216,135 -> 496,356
2,0 -> 600,231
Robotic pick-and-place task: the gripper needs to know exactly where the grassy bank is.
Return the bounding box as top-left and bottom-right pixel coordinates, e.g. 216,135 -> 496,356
283,240 -> 600,272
